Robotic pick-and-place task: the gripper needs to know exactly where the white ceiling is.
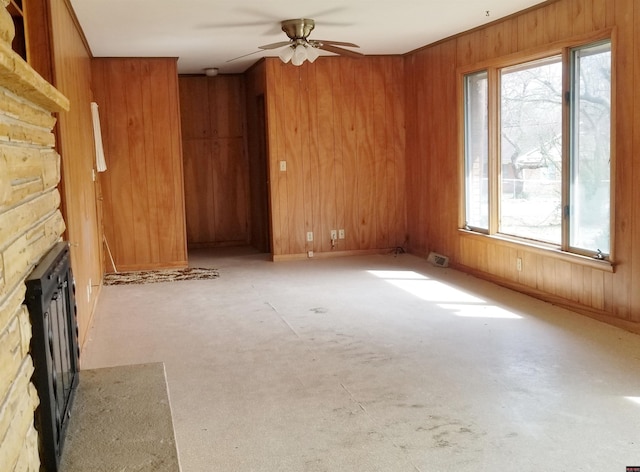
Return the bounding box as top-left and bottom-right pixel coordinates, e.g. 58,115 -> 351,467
69,0 -> 546,75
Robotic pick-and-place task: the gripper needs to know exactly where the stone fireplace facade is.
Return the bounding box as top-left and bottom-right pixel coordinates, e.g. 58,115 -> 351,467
0,0 -> 69,470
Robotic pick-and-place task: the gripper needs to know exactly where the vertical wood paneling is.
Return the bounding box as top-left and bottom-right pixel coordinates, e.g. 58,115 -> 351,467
542,2 -> 558,44
262,56 -> 405,258
571,0 -> 586,36
591,269 -> 605,310
339,60 -> 360,251
315,61 -> 337,253
520,251 -> 537,288
581,268 -> 593,307
305,67 -> 323,252
390,57 -> 407,247
409,41 -> 460,260
506,248 -> 519,282
126,61 -> 152,263
631,0 -> 640,322
141,61 -> 161,262
183,140 -> 214,240
180,78 -> 209,138
613,0 -> 633,319
281,65 -> 306,255
93,58 -> 187,271
406,0 -> 640,327
590,0 -> 606,31
299,66 -> 314,254
373,58 -> 390,249
97,60 -> 134,265
267,61 -> 287,255
535,255 -> 545,291
331,61 -> 347,249
556,261 -> 572,300
354,60 -> 375,249
24,0 -> 53,82
412,51 -> 427,256
603,271 -> 614,312
405,55 -> 420,251
179,75 -> 249,247
43,0 -> 103,346
571,265 -> 583,302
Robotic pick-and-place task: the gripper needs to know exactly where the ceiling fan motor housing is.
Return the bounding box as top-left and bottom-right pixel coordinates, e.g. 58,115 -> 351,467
281,19 -> 315,40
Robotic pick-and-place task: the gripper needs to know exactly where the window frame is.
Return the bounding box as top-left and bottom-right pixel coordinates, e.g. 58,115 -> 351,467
458,30 -> 615,270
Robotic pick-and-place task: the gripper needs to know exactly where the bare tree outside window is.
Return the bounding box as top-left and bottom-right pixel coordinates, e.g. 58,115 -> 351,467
500,57 -> 563,244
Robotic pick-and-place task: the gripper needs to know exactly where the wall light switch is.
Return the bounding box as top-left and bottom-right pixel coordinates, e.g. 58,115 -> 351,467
330,230 -> 337,240
338,229 -> 345,239
279,160 -> 287,172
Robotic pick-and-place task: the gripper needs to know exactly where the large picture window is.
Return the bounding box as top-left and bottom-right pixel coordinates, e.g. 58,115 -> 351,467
463,39 -> 612,259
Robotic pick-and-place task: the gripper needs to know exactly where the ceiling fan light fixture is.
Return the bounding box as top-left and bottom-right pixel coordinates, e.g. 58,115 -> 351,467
279,46 -> 294,64
248,18 -> 361,67
305,45 -> 320,63
291,45 -> 307,66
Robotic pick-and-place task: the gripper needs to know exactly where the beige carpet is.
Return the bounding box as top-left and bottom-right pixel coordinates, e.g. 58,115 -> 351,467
59,363 -> 181,472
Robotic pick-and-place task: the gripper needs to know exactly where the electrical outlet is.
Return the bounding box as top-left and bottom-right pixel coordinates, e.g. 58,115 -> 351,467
308,251 -> 314,258
306,232 -> 313,242
330,230 -> 337,240
338,229 -> 345,239
279,160 -> 287,172
516,257 -> 523,272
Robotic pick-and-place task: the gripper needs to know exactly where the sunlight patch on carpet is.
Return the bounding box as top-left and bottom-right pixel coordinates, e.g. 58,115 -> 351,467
104,267 -> 219,285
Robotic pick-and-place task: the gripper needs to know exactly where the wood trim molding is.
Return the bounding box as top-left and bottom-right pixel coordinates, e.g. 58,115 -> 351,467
272,248 -> 397,262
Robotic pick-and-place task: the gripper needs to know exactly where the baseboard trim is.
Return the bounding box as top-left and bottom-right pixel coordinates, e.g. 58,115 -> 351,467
271,248 -> 397,262
452,262 -> 640,336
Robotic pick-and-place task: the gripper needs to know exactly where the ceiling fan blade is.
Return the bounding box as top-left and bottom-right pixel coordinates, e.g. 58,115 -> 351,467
226,49 -> 265,63
312,40 -> 360,48
316,44 -> 364,59
259,41 -> 292,50
198,21 -> 272,29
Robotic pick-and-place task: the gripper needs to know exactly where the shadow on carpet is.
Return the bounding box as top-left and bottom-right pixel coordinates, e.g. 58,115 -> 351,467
104,267 -> 219,285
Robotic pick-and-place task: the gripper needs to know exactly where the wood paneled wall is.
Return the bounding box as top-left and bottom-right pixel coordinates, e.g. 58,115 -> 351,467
29,0 -> 103,347
179,75 -> 250,247
263,56 -> 406,259
92,58 -> 187,272
405,0 -> 640,330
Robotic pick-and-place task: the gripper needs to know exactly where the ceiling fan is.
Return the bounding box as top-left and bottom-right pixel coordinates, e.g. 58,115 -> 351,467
230,18 -> 364,66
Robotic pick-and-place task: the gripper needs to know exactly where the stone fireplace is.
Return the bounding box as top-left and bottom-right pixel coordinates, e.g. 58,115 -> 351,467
0,0 -> 70,470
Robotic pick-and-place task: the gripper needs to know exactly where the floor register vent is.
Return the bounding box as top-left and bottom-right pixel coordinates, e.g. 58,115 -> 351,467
427,251 -> 449,268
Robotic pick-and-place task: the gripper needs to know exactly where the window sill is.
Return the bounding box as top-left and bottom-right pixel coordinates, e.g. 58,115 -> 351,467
458,229 -> 615,273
